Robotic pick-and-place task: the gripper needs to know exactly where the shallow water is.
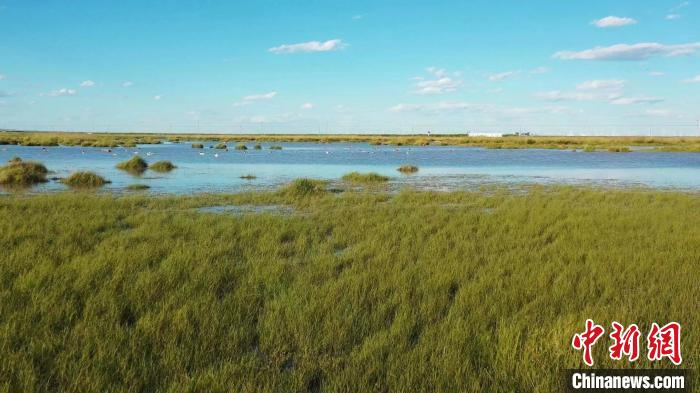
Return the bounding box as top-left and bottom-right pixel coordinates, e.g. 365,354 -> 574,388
1,142 -> 698,193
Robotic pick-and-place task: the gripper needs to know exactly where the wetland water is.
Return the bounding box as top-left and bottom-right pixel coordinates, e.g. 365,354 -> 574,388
1,141 -> 699,193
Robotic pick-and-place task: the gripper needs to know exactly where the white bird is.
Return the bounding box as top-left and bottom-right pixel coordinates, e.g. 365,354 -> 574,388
199,152 -> 205,156
214,153 -> 219,158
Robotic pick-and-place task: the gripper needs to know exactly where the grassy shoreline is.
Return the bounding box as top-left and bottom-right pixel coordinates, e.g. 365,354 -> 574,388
1,185 -> 698,391
2,130 -> 700,152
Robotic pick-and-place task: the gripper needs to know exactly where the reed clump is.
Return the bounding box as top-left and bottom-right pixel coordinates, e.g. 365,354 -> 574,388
60,172 -> 109,188
0,160 -> 49,186
342,172 -> 389,184
280,178 -> 327,197
126,184 -> 150,191
397,165 -> 419,174
150,161 -> 176,172
116,156 -> 148,174
270,145 -> 283,150
191,143 -> 204,149
240,175 -> 257,180
235,143 -> 248,151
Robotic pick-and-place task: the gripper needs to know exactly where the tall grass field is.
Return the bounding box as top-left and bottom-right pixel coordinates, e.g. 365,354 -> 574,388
1,186 -> 698,392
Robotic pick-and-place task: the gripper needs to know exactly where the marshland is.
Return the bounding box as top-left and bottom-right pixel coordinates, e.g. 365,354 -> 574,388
1,136 -> 699,194
1,132 -> 699,392
1,184 -> 699,392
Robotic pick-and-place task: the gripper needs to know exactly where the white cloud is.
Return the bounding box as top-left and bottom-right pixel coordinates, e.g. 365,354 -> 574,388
488,70 -> 519,81
535,79 -> 632,103
122,81 -> 133,87
234,91 -> 278,107
649,71 -> 665,77
388,101 -> 573,117
610,96 -> 664,105
530,67 -> 550,74
300,102 -> 314,110
576,79 -> 626,91
153,95 -> 162,101
683,75 -> 700,83
592,16 -> 637,28
0,74 -> 5,80
645,109 -> 672,117
80,80 -> 95,87
243,91 -> 277,101
666,1 -> 690,19
665,13 -> 681,20
553,42 -> 700,61
412,67 -> 462,94
534,90 -> 599,102
269,39 -> 345,54
352,14 -> 363,20
42,88 -> 77,97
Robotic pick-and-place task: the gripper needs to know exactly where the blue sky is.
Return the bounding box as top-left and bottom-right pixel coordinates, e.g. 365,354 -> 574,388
0,0 -> 699,135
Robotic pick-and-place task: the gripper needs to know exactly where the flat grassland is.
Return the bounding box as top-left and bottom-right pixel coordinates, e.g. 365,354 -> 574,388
2,130 -> 700,151
1,186 -> 698,392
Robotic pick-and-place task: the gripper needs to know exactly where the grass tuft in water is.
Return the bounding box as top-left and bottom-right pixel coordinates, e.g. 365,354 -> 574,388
342,172 -> 389,184
116,156 -> 148,174
240,175 -> 257,180
0,160 -> 49,186
397,165 -> 419,174
254,144 -> 262,150
191,143 -> 204,149
270,145 -> 283,150
235,143 -> 248,150
126,184 -> 150,191
214,143 -> 228,150
608,146 -> 631,153
150,161 -> 177,172
8,156 -> 23,164
60,172 -> 109,188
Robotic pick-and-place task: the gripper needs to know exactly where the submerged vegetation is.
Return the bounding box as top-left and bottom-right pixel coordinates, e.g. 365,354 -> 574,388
269,145 -> 283,150
0,186 -> 697,391
60,171 -> 109,188
116,156 -> 148,174
0,159 -> 48,186
2,131 -> 700,152
126,184 -> 150,191
150,160 -> 177,172
342,171 -> 390,184
397,165 -> 419,174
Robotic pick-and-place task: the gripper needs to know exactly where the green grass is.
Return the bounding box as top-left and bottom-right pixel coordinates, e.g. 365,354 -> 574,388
150,161 -> 177,173
397,165 -> 419,174
116,156 -> 148,174
583,145 -> 596,152
280,178 -> 327,197
0,186 -> 697,391
191,143 -> 204,149
126,184 -> 150,191
60,172 -> 110,188
0,160 -> 49,186
342,171 -> 390,184
235,143 -> 248,151
608,146 -> 632,153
